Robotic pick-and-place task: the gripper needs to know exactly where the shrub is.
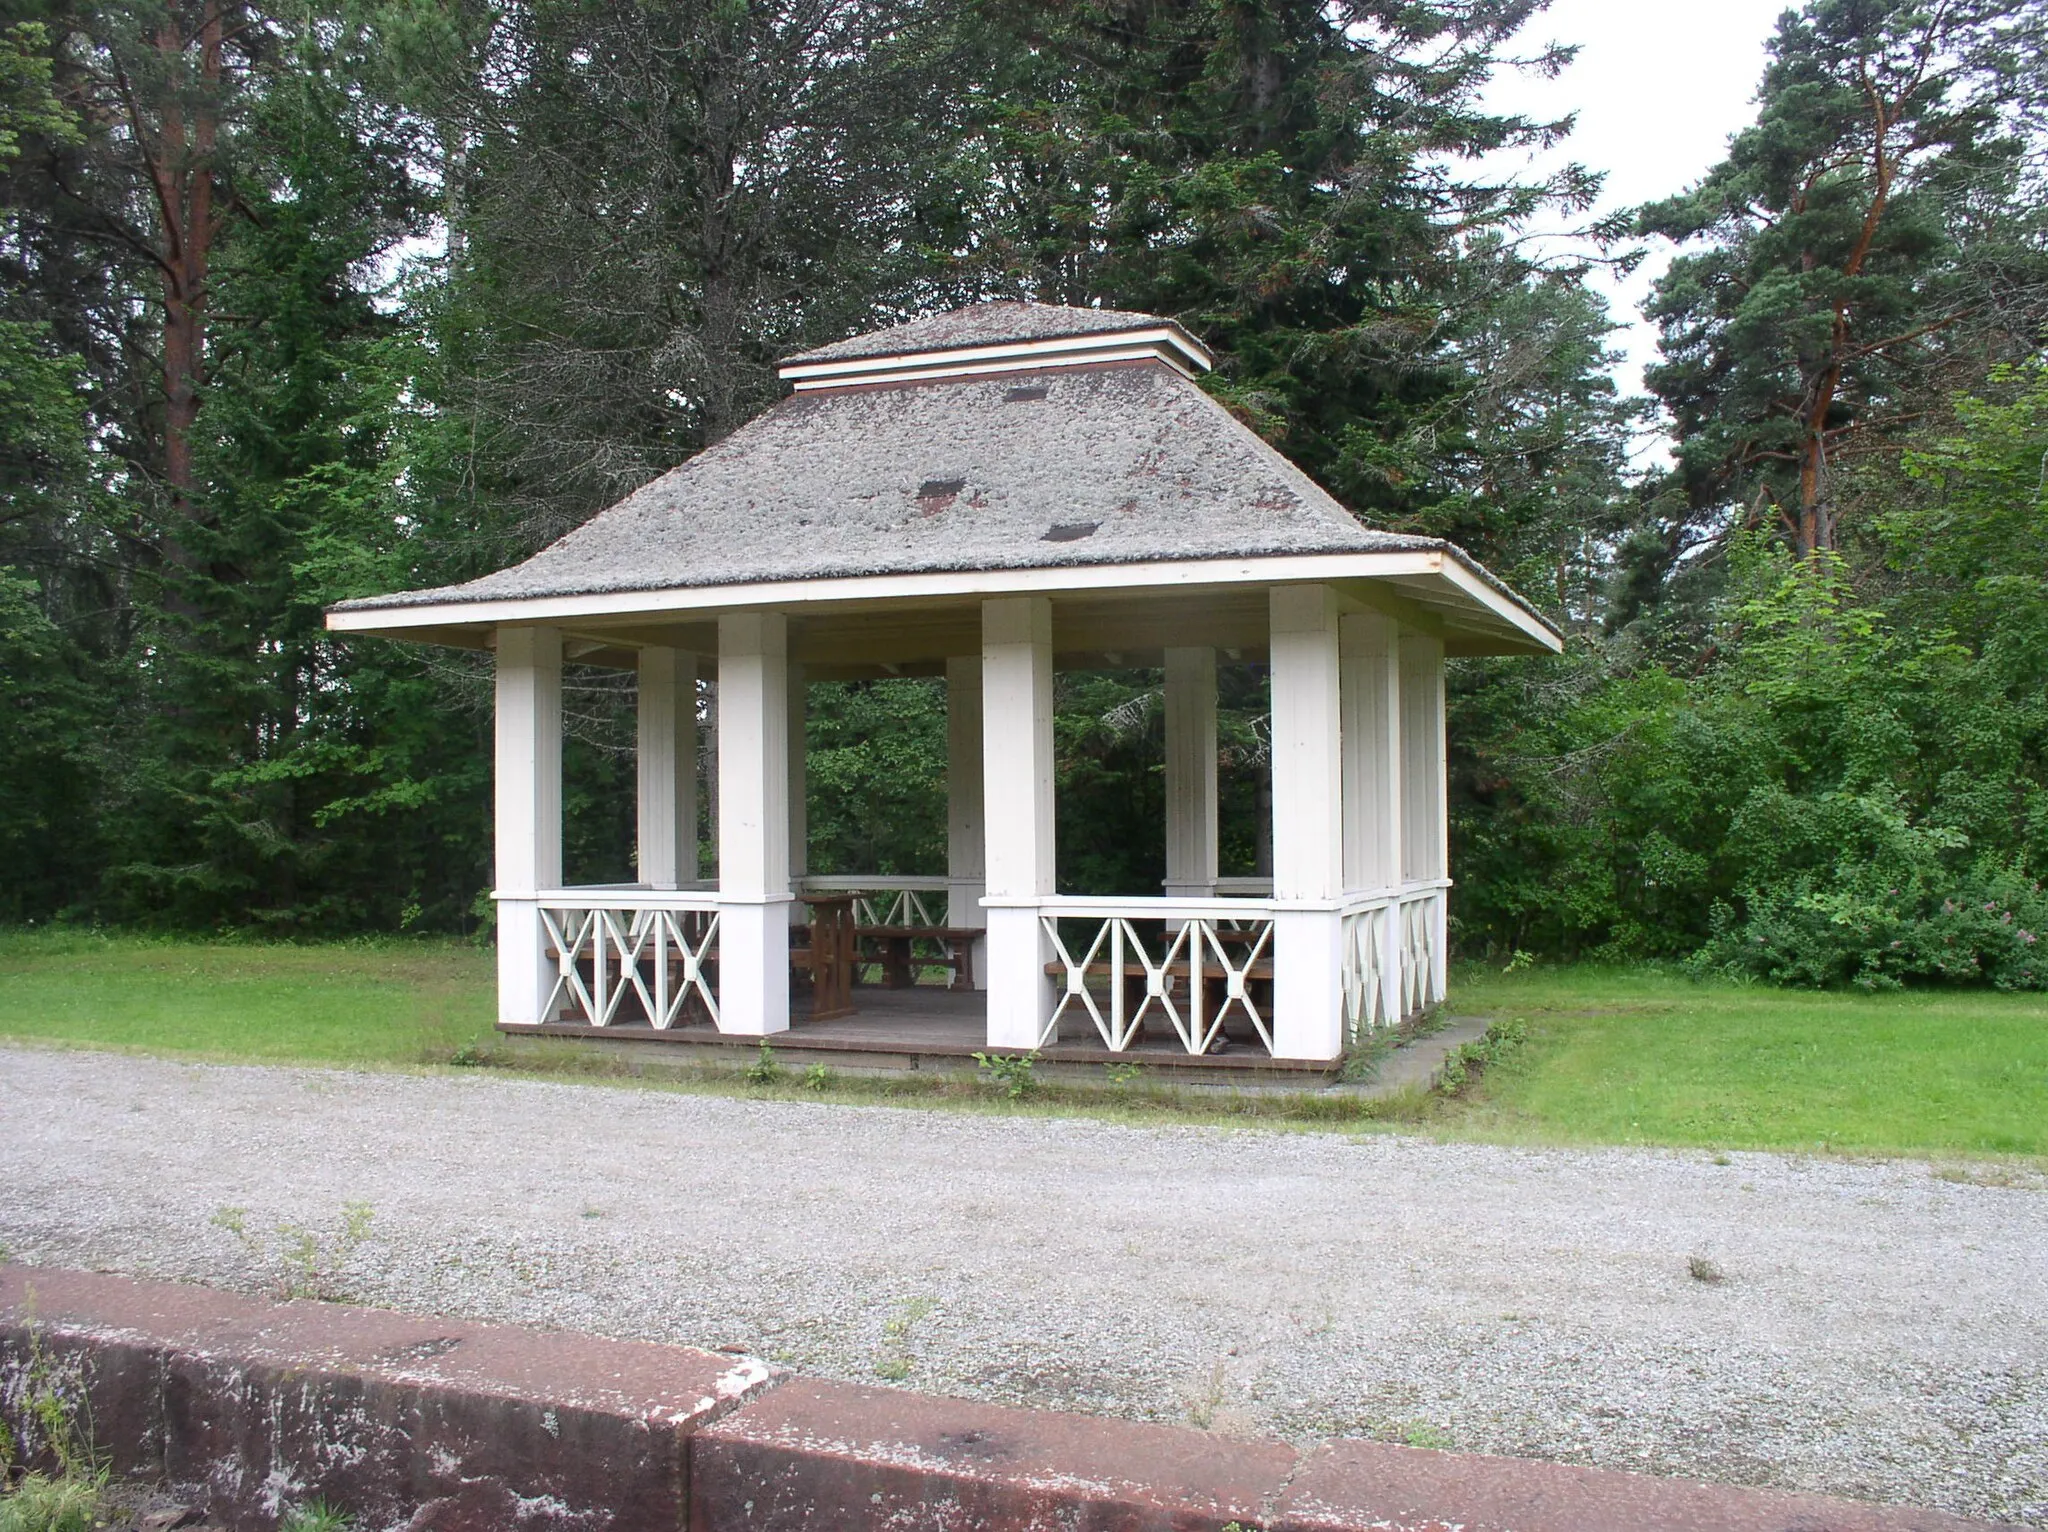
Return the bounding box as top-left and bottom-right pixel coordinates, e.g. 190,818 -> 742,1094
1693,863 -> 2048,990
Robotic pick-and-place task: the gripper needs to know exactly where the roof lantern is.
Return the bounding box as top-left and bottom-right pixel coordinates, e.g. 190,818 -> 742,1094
779,300 -> 1214,392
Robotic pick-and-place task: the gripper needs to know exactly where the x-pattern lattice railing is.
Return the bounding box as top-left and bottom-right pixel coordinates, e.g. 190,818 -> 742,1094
799,878 -> 949,930
850,888 -> 945,929
1398,893 -> 1437,1015
540,903 -> 720,1029
1340,902 -> 1392,1045
1041,914 -> 1275,1055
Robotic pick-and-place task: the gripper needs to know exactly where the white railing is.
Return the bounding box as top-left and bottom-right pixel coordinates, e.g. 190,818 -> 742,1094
1340,899 -> 1393,1044
1397,885 -> 1447,1017
1024,883 -> 1449,1058
799,875 -> 949,928
1033,896 -> 1278,1056
535,890 -> 722,1030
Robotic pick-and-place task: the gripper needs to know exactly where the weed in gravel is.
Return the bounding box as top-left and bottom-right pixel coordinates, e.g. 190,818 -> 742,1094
1186,1358 -> 1229,1430
743,1043 -> 781,1085
972,1052 -> 1038,1099
212,1200 -> 376,1301
873,1296 -> 936,1381
1399,1422 -> 1454,1450
1688,1256 -> 1727,1285
1932,1162 -> 2042,1189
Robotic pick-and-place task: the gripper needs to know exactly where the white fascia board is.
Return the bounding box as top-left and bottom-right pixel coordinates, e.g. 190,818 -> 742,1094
1435,556 -> 1564,652
779,326 -> 1214,385
789,343 -> 1199,390
326,551 -> 1454,634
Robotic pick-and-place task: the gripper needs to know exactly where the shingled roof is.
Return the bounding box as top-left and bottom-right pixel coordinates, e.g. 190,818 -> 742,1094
331,303 -> 1535,625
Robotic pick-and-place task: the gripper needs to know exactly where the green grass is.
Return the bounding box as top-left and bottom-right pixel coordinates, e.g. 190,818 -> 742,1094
0,929 -> 494,1067
1449,962 -> 2048,1159
2,931 -> 2043,1162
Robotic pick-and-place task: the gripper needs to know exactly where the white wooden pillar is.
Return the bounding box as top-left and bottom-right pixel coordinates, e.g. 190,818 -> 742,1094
981,597 -> 1055,1047
1269,586 -> 1344,1060
716,613 -> 792,1035
495,625 -> 562,1025
1341,612 -> 1404,1025
636,646 -> 696,889
1401,632 -> 1449,1003
1163,646 -> 1218,900
787,659 -> 808,924
947,655 -> 989,988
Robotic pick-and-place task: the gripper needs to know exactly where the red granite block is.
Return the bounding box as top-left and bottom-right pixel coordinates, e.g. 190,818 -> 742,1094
2,1265 -> 773,1531
1272,1437 -> 2020,1532
689,1376 -> 1297,1531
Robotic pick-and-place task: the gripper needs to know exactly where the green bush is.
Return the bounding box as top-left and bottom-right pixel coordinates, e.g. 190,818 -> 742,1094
1695,864 -> 2048,990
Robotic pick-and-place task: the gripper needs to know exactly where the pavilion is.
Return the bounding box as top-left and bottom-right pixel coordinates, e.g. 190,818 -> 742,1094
326,302 -> 1560,1064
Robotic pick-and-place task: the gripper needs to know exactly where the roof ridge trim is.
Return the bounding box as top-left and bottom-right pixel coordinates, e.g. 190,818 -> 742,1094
778,326 -> 1213,387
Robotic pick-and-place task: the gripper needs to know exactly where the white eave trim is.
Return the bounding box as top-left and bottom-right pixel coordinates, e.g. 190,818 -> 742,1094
778,326 -> 1214,390
326,548 -> 1561,650
1435,556 -> 1566,652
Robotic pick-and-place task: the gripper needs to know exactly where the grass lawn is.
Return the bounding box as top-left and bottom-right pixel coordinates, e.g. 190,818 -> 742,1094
2,931 -> 2043,1161
1450,963 -> 2048,1160
0,929 -> 495,1068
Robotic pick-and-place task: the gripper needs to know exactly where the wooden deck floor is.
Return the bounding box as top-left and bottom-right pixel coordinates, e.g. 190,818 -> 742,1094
500,983 -> 1336,1077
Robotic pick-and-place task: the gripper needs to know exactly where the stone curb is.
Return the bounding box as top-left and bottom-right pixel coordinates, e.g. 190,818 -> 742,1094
0,1266 -> 2015,1532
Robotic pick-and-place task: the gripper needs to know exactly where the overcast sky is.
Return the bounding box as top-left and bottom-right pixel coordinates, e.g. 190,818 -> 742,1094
1479,0 -> 1795,436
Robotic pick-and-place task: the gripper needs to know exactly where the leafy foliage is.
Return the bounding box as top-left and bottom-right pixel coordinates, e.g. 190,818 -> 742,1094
0,0 -> 2045,1001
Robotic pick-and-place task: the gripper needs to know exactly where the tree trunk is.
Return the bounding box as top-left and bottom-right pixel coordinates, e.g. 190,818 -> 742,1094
147,5 -> 223,593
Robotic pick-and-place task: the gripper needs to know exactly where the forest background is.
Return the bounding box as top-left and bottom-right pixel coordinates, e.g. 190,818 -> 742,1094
2,0 -> 2046,991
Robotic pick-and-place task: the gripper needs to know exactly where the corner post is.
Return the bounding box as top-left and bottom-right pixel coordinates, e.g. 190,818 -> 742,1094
981,597 -> 1055,1048
1340,612 -> 1403,1027
788,658 -> 808,925
1269,586 -> 1344,1060
716,613 -> 792,1035
495,625 -> 562,1025
636,645 -> 697,889
1401,632 -> 1448,1006
1163,646 -> 1218,900
947,654 -> 988,986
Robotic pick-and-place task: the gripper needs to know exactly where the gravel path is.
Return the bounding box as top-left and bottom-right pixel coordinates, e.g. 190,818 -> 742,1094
3,1045 -> 2044,1524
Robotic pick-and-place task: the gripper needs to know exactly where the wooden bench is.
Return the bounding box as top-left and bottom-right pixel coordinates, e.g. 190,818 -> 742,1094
791,896 -> 857,1020
856,925 -> 979,991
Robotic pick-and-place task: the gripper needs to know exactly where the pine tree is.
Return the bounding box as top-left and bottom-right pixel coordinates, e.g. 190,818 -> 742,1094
1641,0 -> 2048,560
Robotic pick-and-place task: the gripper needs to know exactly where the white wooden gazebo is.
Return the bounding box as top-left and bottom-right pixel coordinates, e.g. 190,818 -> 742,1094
327,302 -> 1559,1064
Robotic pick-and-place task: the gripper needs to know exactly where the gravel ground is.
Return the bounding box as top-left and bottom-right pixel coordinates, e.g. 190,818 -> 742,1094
3,1045 -> 2044,1524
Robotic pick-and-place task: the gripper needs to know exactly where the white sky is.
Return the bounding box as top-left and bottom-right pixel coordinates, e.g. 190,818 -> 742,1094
1480,0 -> 1793,429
